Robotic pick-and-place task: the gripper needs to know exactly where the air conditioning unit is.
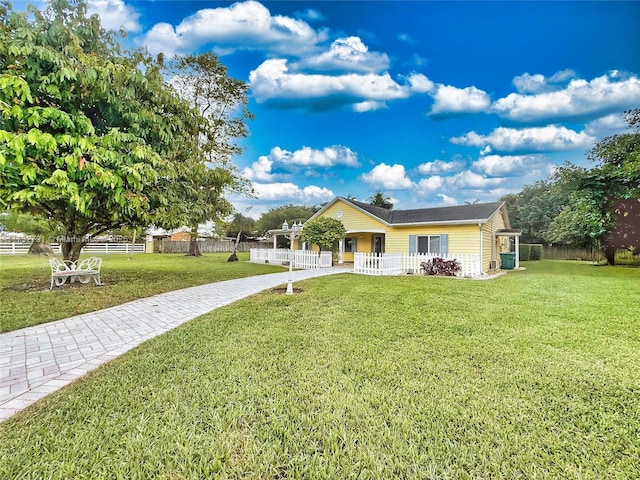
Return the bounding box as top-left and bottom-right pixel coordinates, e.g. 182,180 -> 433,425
490,260 -> 498,270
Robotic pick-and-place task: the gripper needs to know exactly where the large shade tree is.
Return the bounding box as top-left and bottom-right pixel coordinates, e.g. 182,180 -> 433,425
164,53 -> 253,256
0,1 -> 250,261
546,110 -> 640,263
502,109 -> 640,264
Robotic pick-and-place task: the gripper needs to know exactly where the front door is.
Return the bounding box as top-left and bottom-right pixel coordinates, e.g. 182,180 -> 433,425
372,235 -> 384,253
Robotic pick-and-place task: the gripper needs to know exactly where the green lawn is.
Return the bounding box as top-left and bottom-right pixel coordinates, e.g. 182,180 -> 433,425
0,253 -> 284,332
1,261 -> 639,478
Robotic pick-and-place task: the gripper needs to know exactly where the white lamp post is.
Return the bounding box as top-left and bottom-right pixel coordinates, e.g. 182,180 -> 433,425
282,220 -> 303,294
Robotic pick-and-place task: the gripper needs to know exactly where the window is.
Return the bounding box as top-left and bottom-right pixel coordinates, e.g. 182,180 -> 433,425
410,234 -> 448,255
344,237 -> 357,253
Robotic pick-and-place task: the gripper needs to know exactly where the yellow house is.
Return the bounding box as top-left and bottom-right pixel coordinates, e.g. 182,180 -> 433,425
308,196 -> 520,274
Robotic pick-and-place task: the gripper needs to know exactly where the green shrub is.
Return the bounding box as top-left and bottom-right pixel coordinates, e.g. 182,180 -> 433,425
529,244 -> 543,260
519,243 -> 543,261
519,244 -> 531,261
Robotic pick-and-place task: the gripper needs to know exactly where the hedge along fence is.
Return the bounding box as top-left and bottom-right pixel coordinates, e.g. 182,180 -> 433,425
519,244 -> 544,261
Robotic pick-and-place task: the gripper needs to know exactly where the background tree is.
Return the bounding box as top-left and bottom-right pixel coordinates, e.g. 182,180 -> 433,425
256,204 -> 318,235
501,177 -> 573,244
547,109 -> 640,264
368,191 -> 393,209
164,53 -> 253,256
1,210 -> 61,254
301,217 -> 346,256
586,109 -> 640,264
225,213 -> 257,241
543,165 -> 609,250
0,1 -> 250,262
501,109 -> 640,264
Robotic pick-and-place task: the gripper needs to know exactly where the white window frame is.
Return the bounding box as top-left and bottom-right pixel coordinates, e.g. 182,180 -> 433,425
417,235 -> 442,254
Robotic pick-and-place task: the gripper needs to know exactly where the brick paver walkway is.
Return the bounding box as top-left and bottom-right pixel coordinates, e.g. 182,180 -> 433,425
0,268 -> 346,423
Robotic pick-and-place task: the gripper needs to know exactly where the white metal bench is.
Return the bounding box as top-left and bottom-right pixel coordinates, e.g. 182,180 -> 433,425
50,257 -> 103,289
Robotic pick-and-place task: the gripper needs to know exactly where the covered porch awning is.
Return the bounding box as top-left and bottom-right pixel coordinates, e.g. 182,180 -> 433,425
496,228 -> 523,269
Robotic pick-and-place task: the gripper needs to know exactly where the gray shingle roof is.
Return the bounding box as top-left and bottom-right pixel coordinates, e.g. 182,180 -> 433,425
341,197 -> 504,225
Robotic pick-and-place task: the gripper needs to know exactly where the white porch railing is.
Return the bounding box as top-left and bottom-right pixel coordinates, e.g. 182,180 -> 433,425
0,242 -> 145,255
250,248 -> 332,269
353,252 -> 404,276
354,252 -> 482,278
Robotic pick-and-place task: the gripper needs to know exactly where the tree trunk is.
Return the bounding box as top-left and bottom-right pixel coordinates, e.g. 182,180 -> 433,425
28,238 -> 53,256
61,240 -> 84,263
186,226 -> 201,257
603,243 -> 616,265
235,231 -> 241,252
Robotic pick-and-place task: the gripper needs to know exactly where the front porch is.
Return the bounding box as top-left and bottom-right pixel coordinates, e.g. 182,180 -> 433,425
337,231 -> 385,264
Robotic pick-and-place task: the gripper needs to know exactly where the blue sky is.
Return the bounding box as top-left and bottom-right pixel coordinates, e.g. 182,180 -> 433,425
35,1 -> 640,217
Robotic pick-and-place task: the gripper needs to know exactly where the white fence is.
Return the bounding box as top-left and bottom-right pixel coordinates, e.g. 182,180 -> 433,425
250,248 -> 332,269
354,252 -> 482,278
0,242 -> 145,255
354,252 -> 404,275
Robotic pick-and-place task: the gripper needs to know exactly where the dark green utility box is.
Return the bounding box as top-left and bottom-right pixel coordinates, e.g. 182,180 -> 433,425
500,252 -> 515,270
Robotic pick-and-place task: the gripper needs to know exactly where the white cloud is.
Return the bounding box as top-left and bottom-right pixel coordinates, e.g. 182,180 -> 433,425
585,113 -> 632,137
512,69 -> 577,94
139,0 -> 325,57
295,8 -> 325,22
252,182 -> 334,202
298,37 -> 390,73
243,156 -> 279,182
430,84 -> 491,115
449,171 -> 504,190
549,69 -> 578,84
451,125 -> 596,153
472,154 -> 547,177
249,59 -> 432,111
353,101 -> 387,112
244,145 -> 359,181
271,145 -> 360,167
493,71 -> 640,122
512,73 -> 547,94
359,163 -> 414,189
417,175 -> 445,194
88,0 -> 141,32
436,194 -> 458,206
405,73 -> 435,93
417,159 -> 464,175
397,33 -> 415,43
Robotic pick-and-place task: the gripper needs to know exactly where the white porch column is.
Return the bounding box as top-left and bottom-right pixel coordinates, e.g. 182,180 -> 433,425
338,238 -> 344,264
515,235 -> 520,269
273,235 -> 277,249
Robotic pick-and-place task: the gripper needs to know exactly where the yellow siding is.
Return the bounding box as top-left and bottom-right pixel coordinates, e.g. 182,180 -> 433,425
481,207 -> 508,272
323,201 -> 386,232
385,224 -> 480,254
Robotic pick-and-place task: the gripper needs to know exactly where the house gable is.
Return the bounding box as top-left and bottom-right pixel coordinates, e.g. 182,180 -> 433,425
311,198 -> 386,232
